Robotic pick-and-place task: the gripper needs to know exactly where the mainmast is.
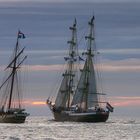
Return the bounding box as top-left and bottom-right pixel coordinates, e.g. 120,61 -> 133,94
8,35 -> 20,109
71,16 -> 98,111
84,16 -> 95,110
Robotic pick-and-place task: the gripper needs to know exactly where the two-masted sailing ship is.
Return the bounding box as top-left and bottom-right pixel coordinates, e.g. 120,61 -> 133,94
47,16 -> 114,122
0,31 -> 29,123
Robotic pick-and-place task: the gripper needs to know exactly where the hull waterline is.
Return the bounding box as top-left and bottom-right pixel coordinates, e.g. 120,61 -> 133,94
0,113 -> 28,123
53,111 -> 109,122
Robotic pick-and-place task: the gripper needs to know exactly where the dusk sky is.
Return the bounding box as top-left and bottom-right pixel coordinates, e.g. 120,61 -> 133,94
0,0 -> 140,118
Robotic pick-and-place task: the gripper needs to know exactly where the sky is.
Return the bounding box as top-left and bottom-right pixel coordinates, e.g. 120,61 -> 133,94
0,0 -> 140,118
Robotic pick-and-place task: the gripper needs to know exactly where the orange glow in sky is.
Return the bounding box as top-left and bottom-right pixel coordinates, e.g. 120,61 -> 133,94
109,96 -> 140,107
23,96 -> 140,107
31,101 -> 46,105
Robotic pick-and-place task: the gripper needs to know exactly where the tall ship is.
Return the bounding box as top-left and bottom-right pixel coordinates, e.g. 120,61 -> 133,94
0,31 -> 29,123
47,16 -> 113,122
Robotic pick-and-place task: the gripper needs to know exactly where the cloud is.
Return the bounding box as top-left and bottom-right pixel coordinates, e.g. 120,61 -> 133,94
23,100 -> 46,106
25,65 -> 64,71
0,0 -> 140,3
23,96 -> 140,107
18,0 -> 140,2
100,48 -> 140,55
0,64 -> 64,72
101,65 -> 140,72
1,57 -> 140,72
0,0 -> 139,117
31,101 -> 46,105
100,58 -> 140,72
27,58 -> 140,72
109,96 -> 140,107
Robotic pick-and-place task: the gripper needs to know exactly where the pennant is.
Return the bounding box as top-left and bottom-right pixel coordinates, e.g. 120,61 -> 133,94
106,102 -> 114,112
73,18 -> 77,27
79,56 -> 84,61
91,15 -> 95,23
64,57 -> 70,61
18,31 -> 25,39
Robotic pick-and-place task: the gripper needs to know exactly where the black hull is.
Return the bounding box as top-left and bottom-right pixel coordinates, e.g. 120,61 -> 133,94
53,111 -> 109,122
0,114 -> 27,123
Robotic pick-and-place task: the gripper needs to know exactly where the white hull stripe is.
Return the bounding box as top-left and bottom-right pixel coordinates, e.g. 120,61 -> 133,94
69,112 -> 97,116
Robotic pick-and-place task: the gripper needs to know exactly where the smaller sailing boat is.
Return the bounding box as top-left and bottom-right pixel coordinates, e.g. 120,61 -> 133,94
0,31 -> 29,123
47,16 -> 114,122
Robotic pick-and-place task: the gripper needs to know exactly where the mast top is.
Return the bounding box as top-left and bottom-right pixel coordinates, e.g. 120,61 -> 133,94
73,18 -> 77,27
84,15 -> 95,57
69,18 -> 77,31
89,16 -> 95,25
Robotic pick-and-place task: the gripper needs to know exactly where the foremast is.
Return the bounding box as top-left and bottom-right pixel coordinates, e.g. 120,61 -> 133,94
67,18 -> 78,108
55,19 -> 78,109
0,30 -> 27,112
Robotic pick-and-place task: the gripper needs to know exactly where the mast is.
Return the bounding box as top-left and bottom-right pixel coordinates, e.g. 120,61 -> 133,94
84,16 -> 95,110
67,18 -> 78,108
0,30 -> 27,111
8,35 -> 20,109
71,16 -> 98,110
55,19 -> 78,109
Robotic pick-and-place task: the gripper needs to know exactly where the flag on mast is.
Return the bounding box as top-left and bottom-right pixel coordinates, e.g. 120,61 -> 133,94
106,102 -> 114,112
18,30 -> 26,39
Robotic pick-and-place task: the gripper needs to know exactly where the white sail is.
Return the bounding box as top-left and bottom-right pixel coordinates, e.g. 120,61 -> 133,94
71,15 -> 100,110
48,16 -> 113,123
71,60 -> 87,107
55,72 -> 68,108
87,57 -> 98,108
54,19 -> 78,109
71,56 -> 98,109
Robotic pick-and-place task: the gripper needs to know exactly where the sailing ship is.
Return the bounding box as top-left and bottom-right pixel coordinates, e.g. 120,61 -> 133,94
0,31 -> 29,123
47,16 -> 114,122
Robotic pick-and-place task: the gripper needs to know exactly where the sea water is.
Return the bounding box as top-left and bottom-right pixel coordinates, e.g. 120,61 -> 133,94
0,116 -> 139,140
